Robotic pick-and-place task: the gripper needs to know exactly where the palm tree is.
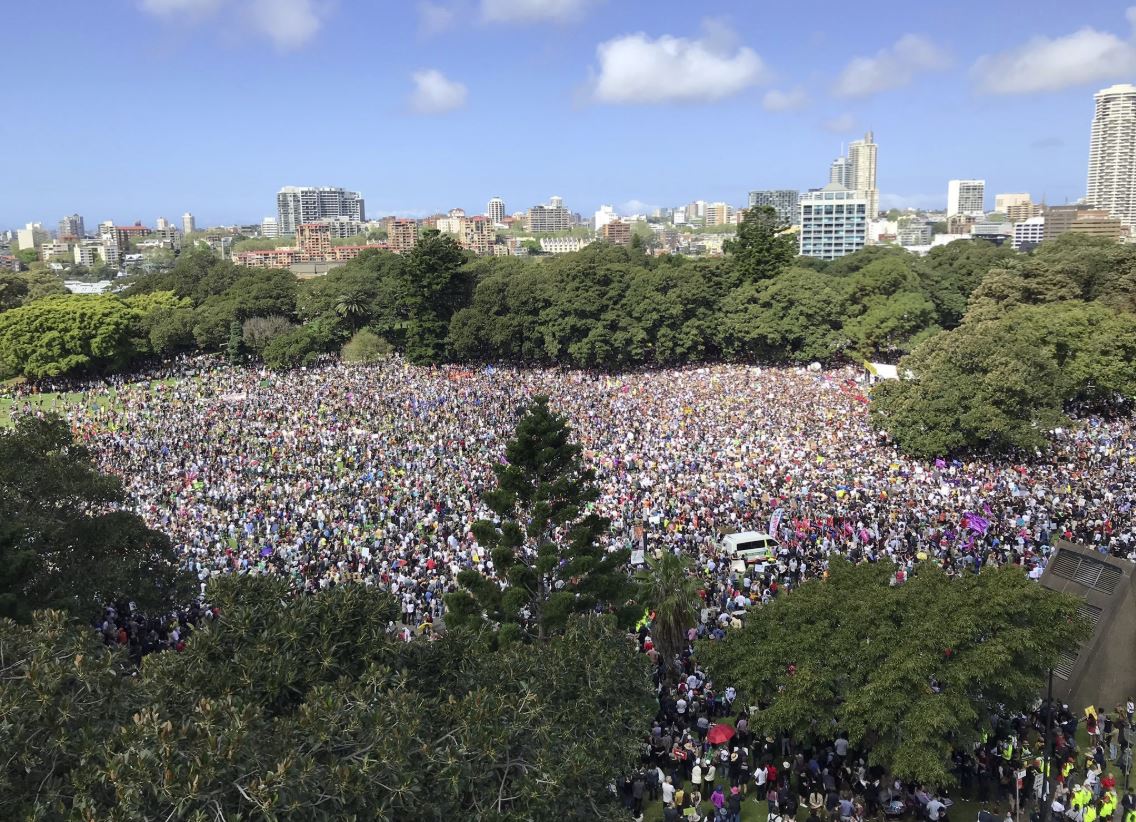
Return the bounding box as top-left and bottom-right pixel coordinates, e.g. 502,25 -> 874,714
635,551 -> 703,676
334,290 -> 368,330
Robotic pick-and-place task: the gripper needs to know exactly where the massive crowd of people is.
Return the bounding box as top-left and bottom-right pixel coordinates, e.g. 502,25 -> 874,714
9,355 -> 1136,632
8,355 -> 1136,820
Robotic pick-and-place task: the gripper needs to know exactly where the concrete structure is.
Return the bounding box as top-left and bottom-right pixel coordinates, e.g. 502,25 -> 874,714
600,219 -> 632,246
41,241 -> 73,262
1038,541 -> 1136,711
896,217 -> 932,247
539,236 -> 592,254
297,222 -> 332,259
1044,205 -> 1126,242
97,223 -> 120,267
704,202 -> 734,227
1086,83 -> 1136,233
971,222 -> 1013,245
594,204 -> 618,231
58,213 -> 85,240
182,212 -> 196,235
847,132 -> 879,217
155,217 -> 170,232
234,247 -> 302,268
16,222 -> 49,250
829,156 -> 851,188
261,217 -> 279,238
276,186 -> 366,235
994,193 -> 1039,222
487,197 -> 506,224
1012,216 -> 1046,250
73,239 -> 107,267
799,184 -> 868,259
388,219 -> 418,253
462,216 -> 493,256
548,195 -> 564,210
947,179 -> 986,217
524,203 -> 572,233
315,217 -> 365,239
747,190 -> 800,226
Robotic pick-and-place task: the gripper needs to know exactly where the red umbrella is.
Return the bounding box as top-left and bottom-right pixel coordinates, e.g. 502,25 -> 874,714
706,724 -> 735,745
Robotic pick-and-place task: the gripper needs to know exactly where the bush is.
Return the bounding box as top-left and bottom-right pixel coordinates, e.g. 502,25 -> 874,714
341,328 -> 393,363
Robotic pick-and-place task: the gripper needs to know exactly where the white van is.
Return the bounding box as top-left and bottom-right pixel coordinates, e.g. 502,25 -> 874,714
721,531 -> 779,573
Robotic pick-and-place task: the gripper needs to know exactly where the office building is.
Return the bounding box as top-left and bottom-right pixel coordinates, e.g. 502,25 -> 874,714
487,197 -> 506,224
1086,83 -> 1136,233
600,219 -> 632,246
276,186 -> 366,235
182,212 -> 196,235
524,202 -> 572,233
594,205 -> 618,231
799,183 -> 868,259
947,179 -> 986,217
297,223 -> 332,259
1012,216 -> 1046,250
1044,205 -> 1125,242
747,190 -> 800,226
16,222 -> 49,250
388,219 -> 419,253
58,213 -> 85,240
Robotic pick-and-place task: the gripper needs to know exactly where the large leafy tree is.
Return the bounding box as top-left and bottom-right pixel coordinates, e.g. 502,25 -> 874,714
0,415 -> 191,623
446,396 -> 638,640
405,231 -> 470,363
700,558 -> 1089,787
0,578 -> 654,821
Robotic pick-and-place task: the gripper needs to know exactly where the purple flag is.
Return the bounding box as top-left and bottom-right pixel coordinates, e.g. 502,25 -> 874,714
963,513 -> 989,535
934,458 -> 947,469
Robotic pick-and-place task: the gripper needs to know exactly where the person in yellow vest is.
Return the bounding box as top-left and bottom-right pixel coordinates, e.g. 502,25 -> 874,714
1085,802 -> 1099,822
1062,759 -> 1076,783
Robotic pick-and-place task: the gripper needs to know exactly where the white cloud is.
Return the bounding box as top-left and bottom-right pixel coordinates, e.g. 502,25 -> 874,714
410,69 -> 468,114
880,192 -> 941,211
589,22 -> 768,105
418,1 -> 455,34
762,87 -> 808,111
821,113 -> 856,133
481,0 -> 596,24
834,34 -> 950,97
620,199 -> 658,214
138,0 -> 328,48
972,9 -> 1136,94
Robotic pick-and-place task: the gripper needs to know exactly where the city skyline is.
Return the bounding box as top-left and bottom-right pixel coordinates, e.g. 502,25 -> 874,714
5,2 -> 1136,226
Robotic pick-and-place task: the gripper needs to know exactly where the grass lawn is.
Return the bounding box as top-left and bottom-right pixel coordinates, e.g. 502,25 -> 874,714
0,378 -> 179,427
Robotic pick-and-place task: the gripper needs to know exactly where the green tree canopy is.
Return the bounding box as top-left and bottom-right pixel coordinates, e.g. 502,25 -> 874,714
700,558 -> 1089,787
0,415 -> 191,623
723,205 -> 797,285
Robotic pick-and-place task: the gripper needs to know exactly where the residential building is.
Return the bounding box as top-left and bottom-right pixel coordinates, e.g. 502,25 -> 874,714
182,212 -> 196,234
847,131 -> 879,217
524,202 -> 571,233
1086,83 -> 1136,233
110,223 -> 152,251
947,179 -> 986,217
16,222 -> 49,250
388,219 -> 419,253
261,217 -> 279,238
896,217 -> 932,247
539,236 -> 592,254
594,204 -> 618,231
234,248 -> 303,268
747,190 -> 800,226
435,214 -> 465,234
0,255 -> 23,272
600,219 -> 632,246
462,216 -> 493,256
316,217 -> 365,239
58,213 -> 85,240
487,197 -> 506,224
155,217 -> 170,231
798,183 -> 868,260
947,214 -> 978,234
41,241 -> 73,262
549,196 -> 564,210
297,223 -> 332,259
1012,216 -> 1046,250
829,156 -> 851,188
276,186 -> 366,235
994,193 -> 1036,221
98,223 -> 120,267
704,202 -> 734,227
72,240 -> 106,267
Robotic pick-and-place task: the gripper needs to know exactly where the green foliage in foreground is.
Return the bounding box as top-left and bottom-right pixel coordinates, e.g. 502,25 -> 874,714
0,416 -> 191,623
0,578 -> 654,821
700,558 -> 1090,788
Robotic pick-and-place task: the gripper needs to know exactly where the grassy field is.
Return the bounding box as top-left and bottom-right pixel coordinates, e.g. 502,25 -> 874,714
0,378 -> 179,427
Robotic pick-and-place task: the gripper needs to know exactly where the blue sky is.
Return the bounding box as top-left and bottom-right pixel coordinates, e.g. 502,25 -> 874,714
4,0 -> 1136,228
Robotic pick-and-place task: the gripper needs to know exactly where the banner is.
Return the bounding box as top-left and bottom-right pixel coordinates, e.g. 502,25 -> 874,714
768,508 -> 783,538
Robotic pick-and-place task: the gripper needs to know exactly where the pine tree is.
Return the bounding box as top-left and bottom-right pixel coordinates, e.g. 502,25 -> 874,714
446,396 -> 637,640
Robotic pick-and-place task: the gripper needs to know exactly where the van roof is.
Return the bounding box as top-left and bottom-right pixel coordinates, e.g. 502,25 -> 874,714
722,531 -> 776,545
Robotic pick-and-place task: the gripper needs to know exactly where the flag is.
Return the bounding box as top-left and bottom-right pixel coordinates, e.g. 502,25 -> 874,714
768,508 -> 783,537
963,512 -> 989,535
